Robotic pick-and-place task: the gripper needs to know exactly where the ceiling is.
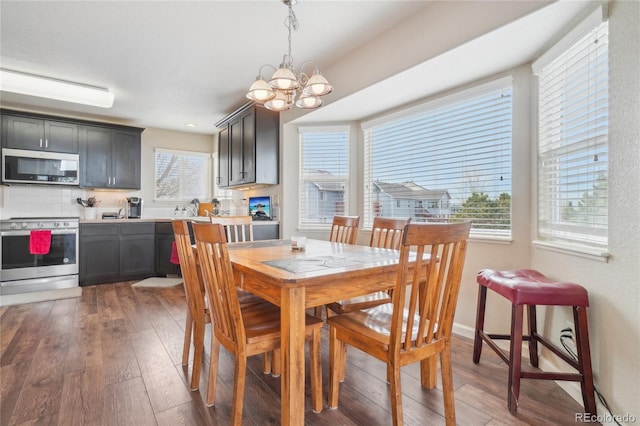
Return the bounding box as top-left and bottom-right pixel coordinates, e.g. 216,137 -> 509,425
0,1 -> 596,135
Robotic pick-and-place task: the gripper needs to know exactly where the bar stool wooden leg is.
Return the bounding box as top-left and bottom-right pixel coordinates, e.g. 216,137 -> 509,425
527,304 -> 539,368
574,306 -> 597,415
473,285 -> 487,364
508,304 -> 524,412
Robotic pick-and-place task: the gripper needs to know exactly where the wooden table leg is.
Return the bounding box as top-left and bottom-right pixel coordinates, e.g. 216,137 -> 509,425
280,286 -> 306,426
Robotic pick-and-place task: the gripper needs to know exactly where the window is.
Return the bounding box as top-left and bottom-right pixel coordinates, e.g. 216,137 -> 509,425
299,127 -> 349,228
534,10 -> 608,248
155,148 -> 211,201
362,78 -> 512,238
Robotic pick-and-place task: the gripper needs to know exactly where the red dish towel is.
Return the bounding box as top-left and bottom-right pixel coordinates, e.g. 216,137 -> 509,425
170,241 -> 180,265
29,230 -> 52,255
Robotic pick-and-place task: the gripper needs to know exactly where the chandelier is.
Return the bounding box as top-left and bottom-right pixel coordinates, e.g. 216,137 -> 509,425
246,0 -> 333,111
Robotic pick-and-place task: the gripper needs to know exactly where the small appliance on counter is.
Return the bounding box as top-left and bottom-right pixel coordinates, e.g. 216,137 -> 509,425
126,197 -> 143,218
101,212 -> 119,220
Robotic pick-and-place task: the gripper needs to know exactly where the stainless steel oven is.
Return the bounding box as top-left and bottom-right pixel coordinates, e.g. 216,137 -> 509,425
0,217 -> 79,295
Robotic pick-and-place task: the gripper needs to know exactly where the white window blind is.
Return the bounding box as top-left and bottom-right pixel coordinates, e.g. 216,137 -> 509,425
155,148 -> 211,201
535,18 -> 609,248
362,79 -> 512,237
299,127 -> 349,228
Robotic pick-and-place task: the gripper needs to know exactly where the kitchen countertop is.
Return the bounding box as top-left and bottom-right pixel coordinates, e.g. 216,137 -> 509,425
80,217 -> 279,225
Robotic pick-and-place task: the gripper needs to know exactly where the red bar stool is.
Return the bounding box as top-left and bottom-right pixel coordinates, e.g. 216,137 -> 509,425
472,269 -> 597,415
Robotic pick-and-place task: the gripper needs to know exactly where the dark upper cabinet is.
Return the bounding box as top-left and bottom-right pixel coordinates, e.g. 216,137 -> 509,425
112,130 -> 141,189
80,125 -> 142,189
3,114 -> 78,153
229,118 -> 243,186
217,127 -> 229,187
217,103 -> 278,188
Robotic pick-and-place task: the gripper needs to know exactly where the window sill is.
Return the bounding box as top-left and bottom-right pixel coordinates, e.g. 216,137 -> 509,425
532,240 -> 610,263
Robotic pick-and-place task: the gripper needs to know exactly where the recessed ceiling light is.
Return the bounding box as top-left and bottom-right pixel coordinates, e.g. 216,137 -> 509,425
0,68 -> 114,108
185,123 -> 197,128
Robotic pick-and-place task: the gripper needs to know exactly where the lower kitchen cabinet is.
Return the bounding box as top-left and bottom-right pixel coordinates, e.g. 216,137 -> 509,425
253,223 -> 279,240
80,224 -> 120,285
155,222 -> 180,277
80,222 -> 155,285
120,223 -> 155,278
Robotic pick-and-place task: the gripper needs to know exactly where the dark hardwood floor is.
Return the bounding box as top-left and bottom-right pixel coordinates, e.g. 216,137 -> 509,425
1,282 -> 594,425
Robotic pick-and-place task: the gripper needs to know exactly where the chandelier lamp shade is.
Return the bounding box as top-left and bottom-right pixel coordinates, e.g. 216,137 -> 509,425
246,0 -> 332,111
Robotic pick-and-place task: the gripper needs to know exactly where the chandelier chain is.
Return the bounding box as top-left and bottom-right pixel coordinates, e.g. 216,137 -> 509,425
285,3 -> 298,68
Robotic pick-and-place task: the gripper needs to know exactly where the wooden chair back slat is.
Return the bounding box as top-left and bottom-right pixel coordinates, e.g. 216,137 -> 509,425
329,215 -> 360,244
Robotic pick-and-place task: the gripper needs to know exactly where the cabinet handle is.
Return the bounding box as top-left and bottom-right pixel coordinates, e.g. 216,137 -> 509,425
45,139 -> 48,148
108,177 -> 112,185
112,177 -> 116,186
40,138 -> 43,148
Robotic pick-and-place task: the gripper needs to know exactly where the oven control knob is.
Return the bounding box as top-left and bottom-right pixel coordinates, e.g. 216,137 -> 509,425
21,222 -> 28,229
63,222 -> 70,227
10,223 -> 17,229
54,222 -> 60,227
38,223 -> 44,228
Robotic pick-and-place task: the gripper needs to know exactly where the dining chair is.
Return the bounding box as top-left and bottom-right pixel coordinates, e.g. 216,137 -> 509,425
325,216 -> 410,317
327,221 -> 472,426
210,215 -> 253,242
193,222 -> 324,424
312,215 -> 361,318
329,215 -> 360,244
172,219 -> 210,391
210,215 -> 279,373
173,219 -> 269,390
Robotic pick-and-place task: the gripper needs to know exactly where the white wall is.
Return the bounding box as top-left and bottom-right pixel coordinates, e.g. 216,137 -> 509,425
530,0 -> 640,419
280,0 -> 638,421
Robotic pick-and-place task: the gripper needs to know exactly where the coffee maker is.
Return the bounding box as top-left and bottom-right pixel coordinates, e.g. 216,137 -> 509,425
126,197 -> 143,218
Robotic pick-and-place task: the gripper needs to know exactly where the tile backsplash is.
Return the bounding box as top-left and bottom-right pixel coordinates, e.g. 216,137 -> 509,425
0,185 -> 248,219
0,185 -> 134,219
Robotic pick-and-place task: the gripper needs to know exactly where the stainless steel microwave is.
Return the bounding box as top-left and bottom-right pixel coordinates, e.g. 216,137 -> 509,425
2,148 -> 79,185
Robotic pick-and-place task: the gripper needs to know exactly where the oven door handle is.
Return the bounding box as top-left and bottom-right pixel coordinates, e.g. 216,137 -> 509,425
1,229 -> 77,237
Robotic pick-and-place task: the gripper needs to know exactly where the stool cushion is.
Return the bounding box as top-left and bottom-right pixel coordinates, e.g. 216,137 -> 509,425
477,269 -> 589,307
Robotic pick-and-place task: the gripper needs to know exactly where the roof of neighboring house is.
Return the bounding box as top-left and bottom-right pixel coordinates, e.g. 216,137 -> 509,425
303,170 -> 346,192
373,181 -> 450,201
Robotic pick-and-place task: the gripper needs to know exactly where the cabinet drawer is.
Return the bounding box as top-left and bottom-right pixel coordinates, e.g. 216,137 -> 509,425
121,222 -> 155,235
81,223 -> 120,236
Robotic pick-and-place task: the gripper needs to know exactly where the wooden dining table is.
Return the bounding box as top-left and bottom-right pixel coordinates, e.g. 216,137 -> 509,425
226,238 -> 434,426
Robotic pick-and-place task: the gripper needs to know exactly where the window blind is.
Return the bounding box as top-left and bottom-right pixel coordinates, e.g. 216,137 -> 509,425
536,20 -> 609,247
299,127 -> 349,228
362,80 -> 512,237
155,148 -> 211,201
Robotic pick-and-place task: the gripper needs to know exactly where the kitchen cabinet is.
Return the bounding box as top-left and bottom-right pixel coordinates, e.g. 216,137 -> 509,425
80,223 -> 120,285
80,222 -> 155,285
80,125 -> 142,189
2,113 -> 78,153
155,222 -> 180,277
120,223 -> 156,278
217,127 -> 229,187
253,223 -> 279,240
217,103 -> 278,188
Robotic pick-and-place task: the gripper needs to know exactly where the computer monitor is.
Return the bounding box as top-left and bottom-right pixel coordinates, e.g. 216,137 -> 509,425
248,196 -> 271,220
